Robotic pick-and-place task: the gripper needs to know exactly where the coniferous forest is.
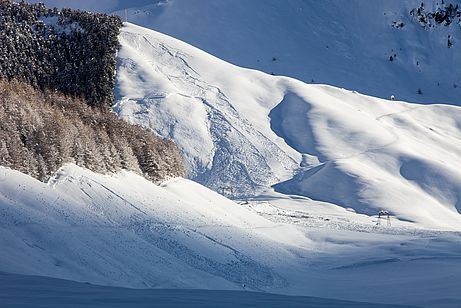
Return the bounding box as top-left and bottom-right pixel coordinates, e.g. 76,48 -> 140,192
0,0 -> 121,108
0,80 -> 186,182
0,1 -> 186,182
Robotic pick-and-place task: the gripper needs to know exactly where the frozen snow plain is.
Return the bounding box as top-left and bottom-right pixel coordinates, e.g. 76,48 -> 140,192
0,273 -> 417,308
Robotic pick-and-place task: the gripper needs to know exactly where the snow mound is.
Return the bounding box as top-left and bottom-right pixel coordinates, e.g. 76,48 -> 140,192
114,23 -> 461,229
0,164 -> 308,290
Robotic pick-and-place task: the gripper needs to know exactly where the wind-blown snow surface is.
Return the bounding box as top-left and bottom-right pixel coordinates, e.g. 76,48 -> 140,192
1,164 -> 461,307
28,0 -> 461,104
115,23 -> 461,229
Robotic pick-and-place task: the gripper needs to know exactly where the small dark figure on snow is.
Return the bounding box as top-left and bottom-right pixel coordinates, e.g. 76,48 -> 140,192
377,210 -> 391,226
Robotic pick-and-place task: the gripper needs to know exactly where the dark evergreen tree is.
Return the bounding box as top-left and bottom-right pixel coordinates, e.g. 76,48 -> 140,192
0,0 -> 123,109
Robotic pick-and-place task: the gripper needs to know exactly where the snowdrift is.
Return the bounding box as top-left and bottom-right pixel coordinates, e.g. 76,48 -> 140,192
115,23 -> 461,229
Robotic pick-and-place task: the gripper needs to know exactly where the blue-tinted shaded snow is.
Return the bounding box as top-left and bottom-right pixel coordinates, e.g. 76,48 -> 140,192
0,272 -> 419,308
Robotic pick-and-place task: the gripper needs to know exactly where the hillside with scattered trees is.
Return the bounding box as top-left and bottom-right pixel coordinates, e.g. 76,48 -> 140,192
0,0 -> 122,108
0,79 -> 185,182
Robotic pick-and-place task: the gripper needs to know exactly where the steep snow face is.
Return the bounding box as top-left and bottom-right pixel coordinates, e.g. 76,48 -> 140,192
114,23 -> 461,229
28,0 -> 461,104
114,24 -> 299,197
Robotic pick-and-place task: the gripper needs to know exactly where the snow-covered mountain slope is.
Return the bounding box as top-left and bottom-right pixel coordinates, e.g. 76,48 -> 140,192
29,0 -> 461,105
1,165 -> 461,307
114,23 -> 461,229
